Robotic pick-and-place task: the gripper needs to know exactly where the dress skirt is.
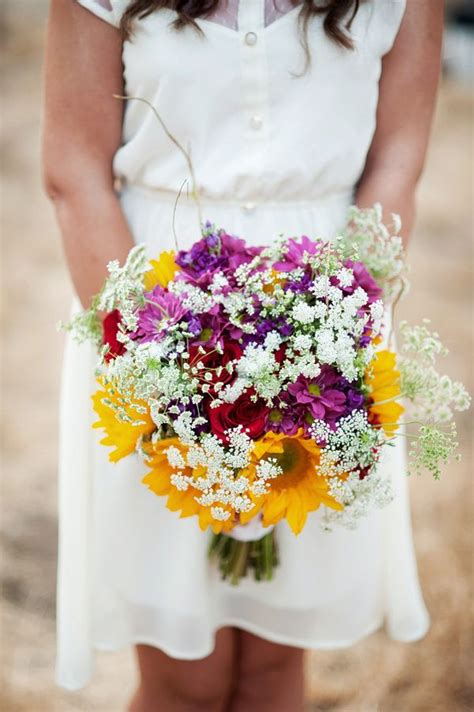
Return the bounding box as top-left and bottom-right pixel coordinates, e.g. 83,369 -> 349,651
56,183 -> 431,689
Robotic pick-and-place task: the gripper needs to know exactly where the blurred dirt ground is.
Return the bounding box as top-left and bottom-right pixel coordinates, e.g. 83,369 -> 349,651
1,3 -> 473,712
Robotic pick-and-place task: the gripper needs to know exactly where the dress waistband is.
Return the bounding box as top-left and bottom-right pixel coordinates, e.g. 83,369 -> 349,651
117,180 -> 354,212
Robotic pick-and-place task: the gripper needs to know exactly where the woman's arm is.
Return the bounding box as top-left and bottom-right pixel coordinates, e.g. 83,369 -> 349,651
42,0 -> 134,308
355,0 -> 444,244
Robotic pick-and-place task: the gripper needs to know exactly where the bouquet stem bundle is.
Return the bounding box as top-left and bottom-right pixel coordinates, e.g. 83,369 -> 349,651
209,531 -> 279,585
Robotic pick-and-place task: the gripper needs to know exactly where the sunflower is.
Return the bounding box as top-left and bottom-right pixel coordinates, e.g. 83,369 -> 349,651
241,430 -> 344,535
92,379 -> 155,462
365,349 -> 404,436
143,250 -> 179,291
142,439 -> 235,534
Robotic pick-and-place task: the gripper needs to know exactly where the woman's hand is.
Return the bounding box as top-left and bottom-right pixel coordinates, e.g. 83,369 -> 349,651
355,0 -> 444,245
42,0 -> 134,308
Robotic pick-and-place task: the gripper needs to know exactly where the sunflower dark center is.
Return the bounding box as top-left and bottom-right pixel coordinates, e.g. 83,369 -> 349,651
268,440 -> 309,487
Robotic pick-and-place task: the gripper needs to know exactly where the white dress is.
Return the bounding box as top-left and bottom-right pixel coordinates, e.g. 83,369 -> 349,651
57,0 -> 431,690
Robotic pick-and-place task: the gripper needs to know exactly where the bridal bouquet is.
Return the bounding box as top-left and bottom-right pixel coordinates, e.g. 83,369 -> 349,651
65,205 -> 470,584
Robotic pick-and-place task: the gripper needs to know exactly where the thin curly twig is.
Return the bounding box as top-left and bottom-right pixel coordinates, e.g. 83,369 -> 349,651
113,94 -> 204,233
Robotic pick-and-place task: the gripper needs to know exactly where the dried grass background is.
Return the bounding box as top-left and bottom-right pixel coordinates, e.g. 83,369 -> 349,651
1,2 -> 473,711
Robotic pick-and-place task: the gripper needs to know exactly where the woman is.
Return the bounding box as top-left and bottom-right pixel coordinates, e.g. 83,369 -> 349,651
42,1 -> 443,709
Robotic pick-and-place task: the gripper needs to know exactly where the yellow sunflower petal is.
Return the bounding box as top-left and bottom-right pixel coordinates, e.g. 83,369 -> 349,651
197,507 -> 234,534
261,492 -> 289,528
92,380 -> 155,463
285,491 -> 309,535
365,349 -> 404,436
143,251 -> 179,291
142,470 -> 170,496
252,431 -> 343,533
142,438 -> 237,533
166,488 -> 191,512
315,488 -> 345,512
252,435 -> 285,460
179,496 -> 201,519
239,503 -> 262,525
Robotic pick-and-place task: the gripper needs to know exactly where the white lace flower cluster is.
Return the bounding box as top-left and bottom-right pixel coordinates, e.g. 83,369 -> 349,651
320,473 -> 394,531
106,338 -> 198,411
61,245 -> 149,345
161,426 -> 283,520
306,411 -> 394,530
340,202 -> 406,302
398,320 -> 471,423
98,246 -> 149,333
216,257 -> 384,389
311,411 -> 386,478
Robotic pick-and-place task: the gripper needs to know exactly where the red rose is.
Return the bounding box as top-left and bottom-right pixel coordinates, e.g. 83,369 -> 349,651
189,340 -> 242,394
206,387 -> 269,443
102,309 -> 126,362
274,343 -> 287,364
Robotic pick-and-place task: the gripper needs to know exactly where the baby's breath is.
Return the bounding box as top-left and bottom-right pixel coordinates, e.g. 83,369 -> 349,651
408,422 -> 460,480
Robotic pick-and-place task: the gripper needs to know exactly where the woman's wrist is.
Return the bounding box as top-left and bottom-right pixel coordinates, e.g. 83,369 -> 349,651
355,170 -> 417,246
51,184 -> 135,308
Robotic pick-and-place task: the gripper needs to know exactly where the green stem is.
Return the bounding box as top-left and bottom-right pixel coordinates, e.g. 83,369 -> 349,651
208,531 -> 278,585
371,393 -> 404,407
386,277 -> 407,348
230,541 -> 250,586
262,531 -> 273,580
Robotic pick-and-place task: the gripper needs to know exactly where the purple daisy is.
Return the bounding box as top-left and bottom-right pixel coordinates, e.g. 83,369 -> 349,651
175,234 -> 225,286
175,229 -> 262,288
188,306 -> 244,347
283,268 -> 313,293
273,235 -> 323,272
134,285 -> 187,342
220,233 -> 262,271
265,392 -> 303,436
287,365 -> 365,429
241,315 -> 293,348
339,259 -> 383,305
288,368 -> 348,422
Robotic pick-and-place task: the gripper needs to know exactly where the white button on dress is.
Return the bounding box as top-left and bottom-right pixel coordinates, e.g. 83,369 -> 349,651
244,31 -> 258,46
59,0 -> 429,691
250,115 -> 263,130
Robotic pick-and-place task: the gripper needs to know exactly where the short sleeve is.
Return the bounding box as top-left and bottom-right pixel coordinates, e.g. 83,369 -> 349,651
371,0 -> 407,57
74,0 -> 121,28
